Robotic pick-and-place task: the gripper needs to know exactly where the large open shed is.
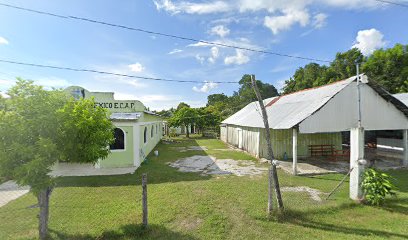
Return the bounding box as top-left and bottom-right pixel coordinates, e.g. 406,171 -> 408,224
221,74 -> 408,200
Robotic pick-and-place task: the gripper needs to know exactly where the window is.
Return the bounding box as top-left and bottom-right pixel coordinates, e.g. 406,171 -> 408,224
156,124 -> 158,134
151,126 -> 154,138
144,127 -> 147,143
110,128 -> 125,150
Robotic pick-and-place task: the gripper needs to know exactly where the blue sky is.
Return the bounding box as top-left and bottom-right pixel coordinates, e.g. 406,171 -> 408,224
0,0 -> 408,110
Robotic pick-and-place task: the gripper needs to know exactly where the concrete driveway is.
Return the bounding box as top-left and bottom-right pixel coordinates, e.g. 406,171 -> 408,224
0,181 -> 30,207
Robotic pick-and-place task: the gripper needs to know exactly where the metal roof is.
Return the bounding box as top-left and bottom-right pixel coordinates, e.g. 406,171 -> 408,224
110,112 -> 141,121
222,75 -> 359,129
393,93 -> 408,107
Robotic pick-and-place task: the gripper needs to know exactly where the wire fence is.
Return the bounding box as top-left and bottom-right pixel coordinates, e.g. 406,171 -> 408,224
0,137 -> 365,240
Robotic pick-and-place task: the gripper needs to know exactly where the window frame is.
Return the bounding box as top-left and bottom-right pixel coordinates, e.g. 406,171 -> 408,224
110,127 -> 126,152
144,126 -> 148,144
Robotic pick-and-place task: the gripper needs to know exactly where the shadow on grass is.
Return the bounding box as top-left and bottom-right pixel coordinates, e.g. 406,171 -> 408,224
55,137 -> 215,188
257,202 -> 408,239
49,224 -> 198,240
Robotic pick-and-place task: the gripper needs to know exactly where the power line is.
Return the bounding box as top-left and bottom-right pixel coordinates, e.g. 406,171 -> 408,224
0,59 -> 238,84
0,2 -> 331,63
373,0 -> 408,8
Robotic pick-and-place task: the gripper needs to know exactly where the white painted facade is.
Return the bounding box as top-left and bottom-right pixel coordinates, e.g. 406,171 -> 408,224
221,75 -> 408,200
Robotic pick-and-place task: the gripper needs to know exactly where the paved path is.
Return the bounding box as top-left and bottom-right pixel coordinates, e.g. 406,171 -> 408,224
0,164 -> 137,207
0,181 -> 30,207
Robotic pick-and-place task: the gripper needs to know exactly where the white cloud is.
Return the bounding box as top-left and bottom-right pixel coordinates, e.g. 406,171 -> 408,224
318,0 -> 379,9
224,50 -> 250,65
188,38 -> 259,65
154,0 -> 231,14
192,81 -> 219,93
0,92 -> 9,98
168,48 -> 183,54
264,9 -> 310,35
0,37 -> 9,45
0,79 -> 15,87
195,54 -> 206,64
154,0 -> 385,35
313,13 -> 327,29
188,41 -> 213,47
128,62 -> 145,73
352,28 -> 386,56
127,79 -> 149,88
208,46 -> 219,63
210,25 -> 230,38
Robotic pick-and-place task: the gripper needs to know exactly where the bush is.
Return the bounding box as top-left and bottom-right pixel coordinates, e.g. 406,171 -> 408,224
361,168 -> 397,206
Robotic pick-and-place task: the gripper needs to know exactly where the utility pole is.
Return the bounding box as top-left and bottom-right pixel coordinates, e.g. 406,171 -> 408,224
250,74 -> 284,213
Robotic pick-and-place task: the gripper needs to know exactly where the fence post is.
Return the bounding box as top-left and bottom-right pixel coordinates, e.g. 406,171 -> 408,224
142,173 -> 148,228
268,166 -> 273,216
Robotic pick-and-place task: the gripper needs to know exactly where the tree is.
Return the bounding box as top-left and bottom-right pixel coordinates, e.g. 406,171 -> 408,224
168,106 -> 197,138
0,79 -> 114,239
283,48 -> 364,94
207,93 -> 229,106
282,44 -> 408,94
363,44 -> 408,93
176,102 -> 190,111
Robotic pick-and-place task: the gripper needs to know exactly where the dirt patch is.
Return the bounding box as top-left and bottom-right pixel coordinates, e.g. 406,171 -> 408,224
169,155 -> 267,176
170,146 -> 208,152
177,217 -> 203,231
281,186 -> 323,202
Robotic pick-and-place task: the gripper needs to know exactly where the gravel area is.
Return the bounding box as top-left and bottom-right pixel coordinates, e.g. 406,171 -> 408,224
169,155 -> 267,176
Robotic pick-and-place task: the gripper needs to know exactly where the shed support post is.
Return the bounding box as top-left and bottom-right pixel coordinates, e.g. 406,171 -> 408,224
403,129 -> 408,167
292,128 -> 298,175
350,127 -> 365,201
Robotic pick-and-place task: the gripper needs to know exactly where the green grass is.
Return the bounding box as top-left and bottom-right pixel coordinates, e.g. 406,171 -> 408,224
0,135 -> 407,239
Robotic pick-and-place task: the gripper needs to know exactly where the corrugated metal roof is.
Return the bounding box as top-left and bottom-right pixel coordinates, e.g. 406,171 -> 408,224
393,93 -> 408,107
222,75 -> 358,129
110,112 -> 141,121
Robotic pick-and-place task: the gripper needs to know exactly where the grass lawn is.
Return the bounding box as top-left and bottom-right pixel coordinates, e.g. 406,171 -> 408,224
0,136 -> 407,239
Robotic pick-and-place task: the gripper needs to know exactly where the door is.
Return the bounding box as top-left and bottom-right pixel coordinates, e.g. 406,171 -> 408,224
237,128 -> 243,149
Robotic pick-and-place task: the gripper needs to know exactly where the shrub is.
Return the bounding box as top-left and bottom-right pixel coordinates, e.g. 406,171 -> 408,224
361,168 -> 397,206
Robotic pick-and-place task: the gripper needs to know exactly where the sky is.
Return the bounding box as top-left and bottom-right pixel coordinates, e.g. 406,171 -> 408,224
0,0 -> 408,110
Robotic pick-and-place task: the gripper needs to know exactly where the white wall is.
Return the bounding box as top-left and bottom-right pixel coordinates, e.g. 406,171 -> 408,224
300,83 -> 408,133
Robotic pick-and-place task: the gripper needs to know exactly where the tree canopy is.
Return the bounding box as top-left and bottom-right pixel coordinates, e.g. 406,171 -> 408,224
282,44 -> 408,94
0,79 -> 114,239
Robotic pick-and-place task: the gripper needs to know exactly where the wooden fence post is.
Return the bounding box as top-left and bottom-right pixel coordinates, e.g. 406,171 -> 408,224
268,166 -> 273,215
142,173 -> 148,228
251,74 -> 284,213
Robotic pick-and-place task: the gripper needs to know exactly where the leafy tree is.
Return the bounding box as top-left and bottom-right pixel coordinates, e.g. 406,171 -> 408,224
207,93 -> 229,106
363,44 -> 408,93
168,106 -> 197,138
176,102 -> 190,111
282,44 -> 408,94
156,107 -> 175,119
195,107 -> 221,133
0,79 -> 114,239
283,48 -> 364,94
235,74 -> 279,106
328,48 -> 364,82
